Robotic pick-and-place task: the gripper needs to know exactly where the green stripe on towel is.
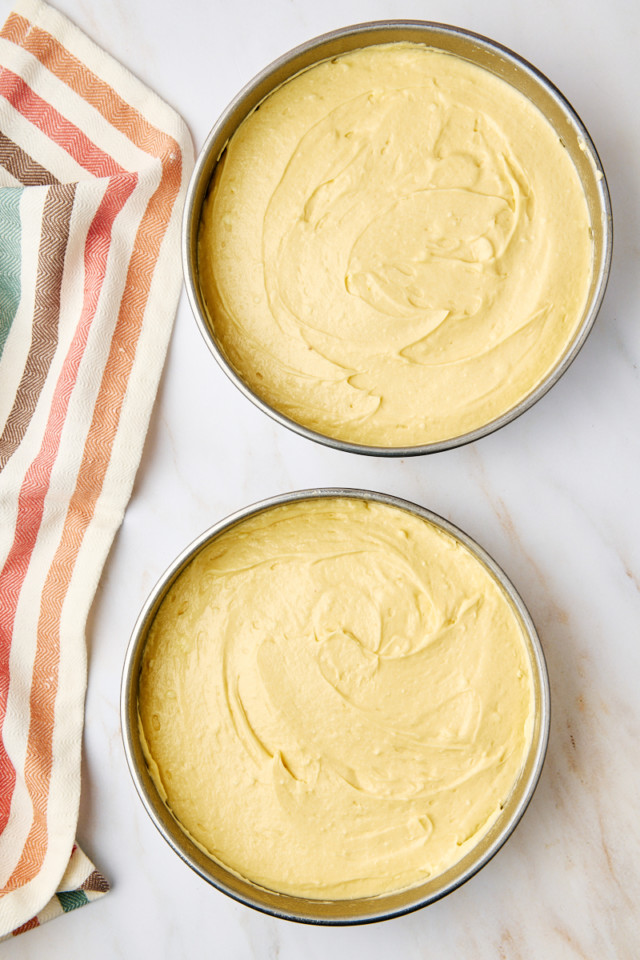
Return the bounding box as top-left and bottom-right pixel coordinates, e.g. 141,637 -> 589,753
0,187 -> 22,360
56,890 -> 89,913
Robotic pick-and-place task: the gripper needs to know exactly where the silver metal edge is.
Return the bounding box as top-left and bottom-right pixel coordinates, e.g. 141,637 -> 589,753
121,488 -> 551,924
182,19 -> 613,458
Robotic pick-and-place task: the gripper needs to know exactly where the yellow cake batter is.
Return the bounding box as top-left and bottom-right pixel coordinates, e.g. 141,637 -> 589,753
139,497 -> 534,898
198,42 -> 593,447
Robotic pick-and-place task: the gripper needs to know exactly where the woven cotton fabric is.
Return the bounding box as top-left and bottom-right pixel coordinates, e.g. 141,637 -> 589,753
0,0 -> 193,936
1,845 -> 109,940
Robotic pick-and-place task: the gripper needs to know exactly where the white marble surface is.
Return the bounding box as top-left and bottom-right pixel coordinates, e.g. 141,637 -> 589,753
3,0 -> 639,956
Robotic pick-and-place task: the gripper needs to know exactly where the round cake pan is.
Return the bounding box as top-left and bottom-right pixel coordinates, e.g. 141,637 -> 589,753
121,488 -> 550,924
183,20 -> 612,458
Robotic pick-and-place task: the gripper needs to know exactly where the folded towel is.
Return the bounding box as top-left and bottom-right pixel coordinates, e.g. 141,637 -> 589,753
0,0 -> 193,937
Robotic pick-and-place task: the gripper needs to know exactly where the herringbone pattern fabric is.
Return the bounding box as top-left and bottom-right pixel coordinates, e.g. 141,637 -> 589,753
0,0 -> 193,937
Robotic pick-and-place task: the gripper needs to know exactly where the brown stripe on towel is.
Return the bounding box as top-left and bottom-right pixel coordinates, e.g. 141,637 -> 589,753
80,870 -> 110,894
0,181 -> 76,468
0,132 -> 60,185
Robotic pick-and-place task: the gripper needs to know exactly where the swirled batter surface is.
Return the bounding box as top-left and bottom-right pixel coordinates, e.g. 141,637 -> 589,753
199,43 -> 593,447
139,498 -> 534,898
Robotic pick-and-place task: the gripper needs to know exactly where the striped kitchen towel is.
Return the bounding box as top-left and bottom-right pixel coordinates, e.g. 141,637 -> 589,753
0,0 -> 193,938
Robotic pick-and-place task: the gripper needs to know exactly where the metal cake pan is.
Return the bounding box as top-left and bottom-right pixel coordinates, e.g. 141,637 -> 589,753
121,488 -> 550,924
182,20 -> 612,457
